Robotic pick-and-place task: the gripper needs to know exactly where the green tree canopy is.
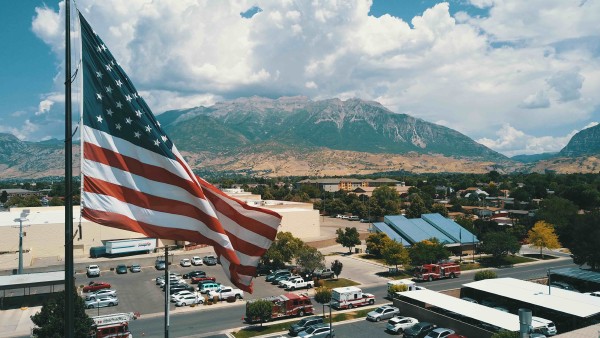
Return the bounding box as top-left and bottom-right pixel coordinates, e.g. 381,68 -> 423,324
335,227 -> 361,253
262,232 -> 304,268
480,232 -> 521,261
405,194 -> 429,218
365,232 -> 392,258
314,286 -> 333,317
430,203 -> 449,217
409,238 -> 450,266
382,240 -> 410,272
0,190 -> 7,204
31,289 -> 93,338
569,211 -> 600,270
246,299 -> 273,326
296,245 -> 326,273
331,259 -> 343,279
371,185 -> 402,217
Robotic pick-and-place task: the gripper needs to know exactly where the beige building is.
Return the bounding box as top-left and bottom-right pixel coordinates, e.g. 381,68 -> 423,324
0,193 -> 319,264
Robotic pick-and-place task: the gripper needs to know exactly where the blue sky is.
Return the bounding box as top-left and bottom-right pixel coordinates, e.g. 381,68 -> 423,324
2,1 -> 600,157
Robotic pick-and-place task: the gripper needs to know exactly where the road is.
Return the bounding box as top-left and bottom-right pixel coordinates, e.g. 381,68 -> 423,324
127,258 -> 579,337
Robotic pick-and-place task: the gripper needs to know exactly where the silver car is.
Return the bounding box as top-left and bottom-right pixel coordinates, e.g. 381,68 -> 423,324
85,289 -> 117,301
367,305 -> 400,322
85,296 -> 119,309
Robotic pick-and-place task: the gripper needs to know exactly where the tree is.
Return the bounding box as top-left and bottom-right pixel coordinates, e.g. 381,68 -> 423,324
331,259 -> 343,279
474,270 -> 498,281
382,240 -> 410,272
370,186 -> 402,217
296,245 -> 325,275
526,221 -> 561,258
314,286 -> 332,318
365,232 -> 392,258
409,238 -> 450,266
569,211 -> 600,270
0,190 -> 7,204
536,196 -> 577,246
335,227 -> 361,254
480,232 -> 521,261
430,203 -> 448,217
405,195 -> 429,218
454,214 -> 476,235
245,299 -> 273,326
31,289 -> 93,338
491,331 -> 519,338
262,232 -> 304,269
49,196 -> 64,206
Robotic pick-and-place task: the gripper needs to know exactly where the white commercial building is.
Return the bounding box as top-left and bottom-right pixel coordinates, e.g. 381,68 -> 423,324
0,193 -> 319,265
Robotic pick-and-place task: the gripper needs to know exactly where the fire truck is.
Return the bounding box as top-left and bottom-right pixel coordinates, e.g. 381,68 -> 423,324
413,262 -> 461,282
244,292 -> 314,323
330,286 -> 376,309
91,312 -> 138,338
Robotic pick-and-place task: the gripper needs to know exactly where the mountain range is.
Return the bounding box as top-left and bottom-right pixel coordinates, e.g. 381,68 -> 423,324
0,97 -> 599,179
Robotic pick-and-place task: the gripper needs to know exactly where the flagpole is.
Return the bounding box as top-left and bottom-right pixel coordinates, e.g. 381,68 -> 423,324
64,0 -> 75,336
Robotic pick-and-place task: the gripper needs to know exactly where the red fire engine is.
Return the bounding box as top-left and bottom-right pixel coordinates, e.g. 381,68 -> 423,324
91,312 -> 138,338
413,262 -> 461,281
244,292 -> 314,323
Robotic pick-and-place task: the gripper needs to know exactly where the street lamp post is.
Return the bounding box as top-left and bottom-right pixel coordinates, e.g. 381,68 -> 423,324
547,268 -> 551,295
13,210 -> 30,274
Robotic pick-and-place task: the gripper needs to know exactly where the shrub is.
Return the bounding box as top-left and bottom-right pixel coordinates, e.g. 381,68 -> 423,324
226,296 -> 236,303
474,270 -> 498,281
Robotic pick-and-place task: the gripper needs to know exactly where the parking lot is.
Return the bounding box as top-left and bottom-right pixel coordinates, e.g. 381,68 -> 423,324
79,255 -> 306,317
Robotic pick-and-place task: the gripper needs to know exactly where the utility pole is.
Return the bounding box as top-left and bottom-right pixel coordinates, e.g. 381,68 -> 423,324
13,210 -> 30,274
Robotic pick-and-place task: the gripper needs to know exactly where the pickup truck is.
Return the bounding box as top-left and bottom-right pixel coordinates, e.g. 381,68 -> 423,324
313,268 -> 334,279
86,265 -> 100,277
282,278 -> 314,291
208,286 -> 243,300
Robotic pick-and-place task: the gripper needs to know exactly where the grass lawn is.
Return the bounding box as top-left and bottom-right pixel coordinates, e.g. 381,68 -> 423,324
322,278 -> 359,288
232,308 -> 372,337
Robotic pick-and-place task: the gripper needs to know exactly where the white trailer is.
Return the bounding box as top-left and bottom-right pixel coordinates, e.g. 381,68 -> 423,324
387,279 -> 424,299
104,238 -> 156,255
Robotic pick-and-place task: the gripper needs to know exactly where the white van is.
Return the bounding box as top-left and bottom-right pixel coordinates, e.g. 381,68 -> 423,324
532,316 -> 557,336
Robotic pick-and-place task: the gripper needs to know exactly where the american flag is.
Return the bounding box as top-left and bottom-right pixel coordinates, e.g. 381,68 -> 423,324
79,13 -> 281,292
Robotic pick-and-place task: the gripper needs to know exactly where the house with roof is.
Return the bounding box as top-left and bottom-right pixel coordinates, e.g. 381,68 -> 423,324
370,213 -> 479,255
296,177 -> 402,192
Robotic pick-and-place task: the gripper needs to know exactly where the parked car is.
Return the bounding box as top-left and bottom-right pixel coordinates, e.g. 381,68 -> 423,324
180,258 -> 192,267
155,259 -> 166,270
115,264 -> 128,274
83,281 -> 111,293
446,335 -> 467,338
85,289 -> 117,301
175,294 -> 203,307
208,286 -> 243,300
198,282 -> 221,294
266,269 -> 291,282
203,255 -> 218,266
298,323 -> 334,337
367,305 -> 400,322
313,268 -> 334,279
191,275 -> 216,284
183,270 -> 206,279
272,273 -> 294,285
86,264 -> 100,277
191,256 -> 203,266
84,296 -> 119,309
425,328 -> 455,338
278,275 -> 302,288
404,322 -> 437,338
360,218 -> 371,223
386,316 -> 419,334
130,264 -> 141,273
171,290 -> 195,302
289,316 -> 325,337
167,284 -> 194,295
348,216 -> 359,221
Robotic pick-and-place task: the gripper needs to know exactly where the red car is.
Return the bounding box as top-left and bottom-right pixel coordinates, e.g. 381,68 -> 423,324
190,276 -> 216,284
83,281 -> 111,292
447,335 -> 467,338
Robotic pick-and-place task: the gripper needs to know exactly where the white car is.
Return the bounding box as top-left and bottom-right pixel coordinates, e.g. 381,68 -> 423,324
86,265 -> 100,277
180,258 -> 192,267
191,256 -> 203,266
175,294 -> 203,307
84,296 -> 119,309
171,290 -> 196,302
85,289 -> 117,301
386,316 -> 419,334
